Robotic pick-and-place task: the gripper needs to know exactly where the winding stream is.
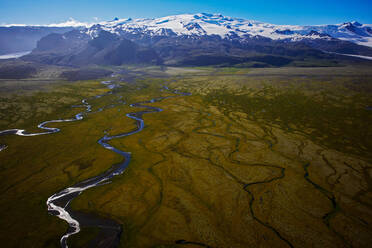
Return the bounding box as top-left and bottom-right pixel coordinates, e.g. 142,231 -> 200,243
0,79 -> 189,247
0,80 -> 113,138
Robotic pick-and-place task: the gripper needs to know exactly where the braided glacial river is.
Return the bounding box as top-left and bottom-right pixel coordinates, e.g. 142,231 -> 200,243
0,80 -> 189,247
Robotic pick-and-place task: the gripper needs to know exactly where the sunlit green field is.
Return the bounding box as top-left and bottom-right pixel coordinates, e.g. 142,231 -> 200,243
0,66 -> 371,247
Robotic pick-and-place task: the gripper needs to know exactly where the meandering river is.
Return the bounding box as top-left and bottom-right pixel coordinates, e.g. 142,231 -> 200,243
0,80 -> 189,247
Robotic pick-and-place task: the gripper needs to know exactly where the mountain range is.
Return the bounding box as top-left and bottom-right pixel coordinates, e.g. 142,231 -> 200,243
2,13 -> 372,67
84,13 -> 372,48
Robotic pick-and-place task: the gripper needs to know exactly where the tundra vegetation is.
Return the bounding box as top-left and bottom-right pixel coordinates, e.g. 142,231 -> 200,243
0,66 -> 371,247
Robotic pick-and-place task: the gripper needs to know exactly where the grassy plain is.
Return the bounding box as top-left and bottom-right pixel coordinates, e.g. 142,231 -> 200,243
0,66 -> 372,247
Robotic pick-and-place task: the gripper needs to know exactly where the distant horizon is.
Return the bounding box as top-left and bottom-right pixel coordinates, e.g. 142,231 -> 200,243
1,0 -> 371,26
0,12 -> 371,28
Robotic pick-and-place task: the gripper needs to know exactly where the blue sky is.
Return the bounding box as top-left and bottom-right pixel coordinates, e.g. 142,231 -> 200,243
0,0 -> 371,25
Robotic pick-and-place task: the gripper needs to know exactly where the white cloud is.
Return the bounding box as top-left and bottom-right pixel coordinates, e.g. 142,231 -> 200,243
47,18 -> 93,28
0,17 -> 94,28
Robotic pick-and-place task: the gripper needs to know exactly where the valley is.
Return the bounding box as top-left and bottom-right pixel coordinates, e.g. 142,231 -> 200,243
0,66 -> 371,247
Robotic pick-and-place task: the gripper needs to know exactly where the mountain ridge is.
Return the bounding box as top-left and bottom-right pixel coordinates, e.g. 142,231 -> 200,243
2,13 -> 372,48
3,13 -> 372,68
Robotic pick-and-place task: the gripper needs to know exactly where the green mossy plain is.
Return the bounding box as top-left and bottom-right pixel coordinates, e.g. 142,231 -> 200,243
0,66 -> 372,247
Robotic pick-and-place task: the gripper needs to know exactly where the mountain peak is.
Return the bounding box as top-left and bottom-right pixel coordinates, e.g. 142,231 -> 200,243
1,13 -> 372,48
351,21 -> 363,26
75,13 -> 372,48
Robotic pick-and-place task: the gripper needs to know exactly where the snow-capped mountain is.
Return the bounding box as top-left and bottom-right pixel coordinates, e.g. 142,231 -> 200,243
3,13 -> 372,67
3,13 -> 372,49
79,13 -> 372,48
